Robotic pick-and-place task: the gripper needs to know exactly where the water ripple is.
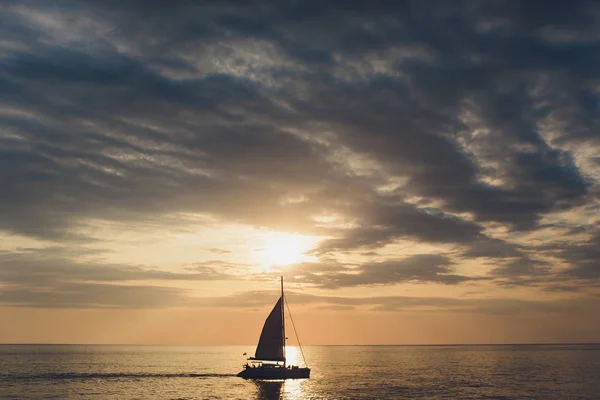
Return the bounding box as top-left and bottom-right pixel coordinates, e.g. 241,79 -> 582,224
1,372 -> 235,380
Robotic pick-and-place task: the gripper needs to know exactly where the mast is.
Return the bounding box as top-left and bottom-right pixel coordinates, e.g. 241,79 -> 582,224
281,276 -> 286,367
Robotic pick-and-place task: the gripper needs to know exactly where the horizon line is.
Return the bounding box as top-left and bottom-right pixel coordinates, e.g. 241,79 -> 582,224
1,342 -> 599,346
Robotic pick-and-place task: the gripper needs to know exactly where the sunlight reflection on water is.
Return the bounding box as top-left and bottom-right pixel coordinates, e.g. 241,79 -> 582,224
1,344 -> 600,399
250,378 -> 311,400
284,345 -> 301,366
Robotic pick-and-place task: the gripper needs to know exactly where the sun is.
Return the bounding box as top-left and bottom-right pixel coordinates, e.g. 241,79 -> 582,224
265,236 -> 304,266
261,232 -> 315,267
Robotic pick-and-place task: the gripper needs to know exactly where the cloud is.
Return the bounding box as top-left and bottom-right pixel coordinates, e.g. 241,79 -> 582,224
4,281 -> 596,314
0,247 -> 244,308
0,247 -> 239,285
205,248 -> 232,254
461,237 -> 525,259
553,231 -> 600,279
190,289 -> 600,316
491,257 -> 551,277
0,282 -> 187,309
276,254 -> 485,289
0,247 -> 592,311
2,1 -> 597,237
0,0 -> 599,304
313,199 -> 485,254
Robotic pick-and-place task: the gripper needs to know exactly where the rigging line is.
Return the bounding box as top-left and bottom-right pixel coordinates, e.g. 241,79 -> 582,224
284,293 -> 309,368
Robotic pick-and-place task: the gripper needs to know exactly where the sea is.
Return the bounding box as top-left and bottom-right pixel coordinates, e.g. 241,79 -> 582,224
1,344 -> 599,399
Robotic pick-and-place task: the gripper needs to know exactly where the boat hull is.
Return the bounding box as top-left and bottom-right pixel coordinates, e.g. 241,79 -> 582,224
237,366 -> 310,379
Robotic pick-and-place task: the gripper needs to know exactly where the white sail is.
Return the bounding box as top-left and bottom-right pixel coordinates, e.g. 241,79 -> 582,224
253,296 -> 285,361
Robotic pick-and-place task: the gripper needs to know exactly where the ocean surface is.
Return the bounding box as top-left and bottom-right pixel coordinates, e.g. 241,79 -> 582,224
1,344 -> 600,399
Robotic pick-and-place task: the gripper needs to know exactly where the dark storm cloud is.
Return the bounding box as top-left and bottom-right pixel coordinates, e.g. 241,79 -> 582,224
1,0 -> 599,301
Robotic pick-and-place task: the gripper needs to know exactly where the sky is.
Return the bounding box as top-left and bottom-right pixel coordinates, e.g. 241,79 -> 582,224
1,0 -> 599,345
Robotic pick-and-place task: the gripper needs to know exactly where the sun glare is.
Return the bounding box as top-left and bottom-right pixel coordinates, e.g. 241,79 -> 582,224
260,232 -> 316,267
265,236 -> 304,265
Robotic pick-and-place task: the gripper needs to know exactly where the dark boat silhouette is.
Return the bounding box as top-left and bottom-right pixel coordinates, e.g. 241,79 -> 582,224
237,277 -> 310,379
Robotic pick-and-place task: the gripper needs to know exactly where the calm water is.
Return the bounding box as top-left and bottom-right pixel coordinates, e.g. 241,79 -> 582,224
1,344 -> 600,399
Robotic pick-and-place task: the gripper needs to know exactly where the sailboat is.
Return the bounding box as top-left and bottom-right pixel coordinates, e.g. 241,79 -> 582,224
237,277 -> 311,379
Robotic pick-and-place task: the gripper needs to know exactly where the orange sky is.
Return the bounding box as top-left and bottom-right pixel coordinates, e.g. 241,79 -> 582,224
1,1 -> 600,345
2,306 -> 599,345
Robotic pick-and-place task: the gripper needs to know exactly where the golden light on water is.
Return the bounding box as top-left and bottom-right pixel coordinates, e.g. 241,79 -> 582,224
284,345 -> 301,367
